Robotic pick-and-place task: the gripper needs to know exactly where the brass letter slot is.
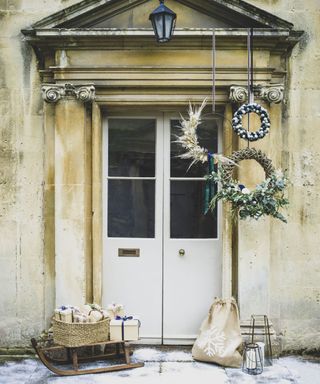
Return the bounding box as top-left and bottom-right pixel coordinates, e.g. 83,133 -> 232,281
118,248 -> 140,257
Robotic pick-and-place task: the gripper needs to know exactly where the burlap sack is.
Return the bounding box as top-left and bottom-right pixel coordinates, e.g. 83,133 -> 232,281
192,297 -> 243,367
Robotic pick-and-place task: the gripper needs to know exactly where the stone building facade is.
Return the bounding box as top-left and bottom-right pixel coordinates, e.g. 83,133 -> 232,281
0,0 -> 319,352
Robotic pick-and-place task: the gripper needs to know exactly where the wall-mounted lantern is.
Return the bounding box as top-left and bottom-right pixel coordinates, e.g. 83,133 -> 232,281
149,0 -> 177,43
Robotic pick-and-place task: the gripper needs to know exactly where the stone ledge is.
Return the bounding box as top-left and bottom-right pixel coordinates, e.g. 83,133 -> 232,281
0,347 -> 34,357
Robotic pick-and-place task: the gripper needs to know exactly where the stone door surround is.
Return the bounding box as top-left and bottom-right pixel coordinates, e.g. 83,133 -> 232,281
41,81 -> 285,313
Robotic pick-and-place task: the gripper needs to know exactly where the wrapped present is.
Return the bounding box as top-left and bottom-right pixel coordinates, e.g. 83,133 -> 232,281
60,309 -> 73,323
55,306 -> 73,323
88,310 -> 102,323
73,313 -> 89,323
54,309 -> 61,321
80,303 -> 109,323
53,303 -> 110,324
107,303 -> 125,319
80,304 -> 92,316
110,316 -> 140,341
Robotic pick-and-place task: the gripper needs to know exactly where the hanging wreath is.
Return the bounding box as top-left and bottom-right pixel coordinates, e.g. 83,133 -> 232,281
207,148 -> 289,222
232,103 -> 270,142
175,99 -> 236,167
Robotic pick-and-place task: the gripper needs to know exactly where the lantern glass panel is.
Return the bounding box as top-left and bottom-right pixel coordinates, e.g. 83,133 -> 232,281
154,14 -> 164,41
165,14 -> 173,39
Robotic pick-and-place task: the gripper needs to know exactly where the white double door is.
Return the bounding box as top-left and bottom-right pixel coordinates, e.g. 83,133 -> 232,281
103,112 -> 222,344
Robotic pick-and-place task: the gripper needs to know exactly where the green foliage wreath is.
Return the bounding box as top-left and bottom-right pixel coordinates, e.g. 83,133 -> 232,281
207,148 -> 289,223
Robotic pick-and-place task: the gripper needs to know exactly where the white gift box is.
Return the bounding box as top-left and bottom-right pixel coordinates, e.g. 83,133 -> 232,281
110,318 -> 140,341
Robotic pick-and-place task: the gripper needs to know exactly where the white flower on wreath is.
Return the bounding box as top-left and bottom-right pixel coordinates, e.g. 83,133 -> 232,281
274,169 -> 284,180
241,187 -> 251,194
196,326 -> 226,357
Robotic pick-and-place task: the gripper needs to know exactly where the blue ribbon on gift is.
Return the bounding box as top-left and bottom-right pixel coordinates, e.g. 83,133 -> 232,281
115,316 -> 133,340
115,316 -> 133,321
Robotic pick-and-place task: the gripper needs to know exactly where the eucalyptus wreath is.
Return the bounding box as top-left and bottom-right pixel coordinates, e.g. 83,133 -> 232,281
207,148 -> 289,222
232,103 -> 270,142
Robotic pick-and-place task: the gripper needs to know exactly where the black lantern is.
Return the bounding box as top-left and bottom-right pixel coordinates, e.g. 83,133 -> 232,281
149,0 -> 177,43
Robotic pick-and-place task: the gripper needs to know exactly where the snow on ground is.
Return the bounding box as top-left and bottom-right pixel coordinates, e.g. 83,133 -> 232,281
226,361 -> 296,383
0,348 -> 319,384
133,347 -> 193,362
279,356 -> 320,384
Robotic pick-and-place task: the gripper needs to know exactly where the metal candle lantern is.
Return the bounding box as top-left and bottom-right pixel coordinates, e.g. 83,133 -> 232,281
250,315 -> 273,366
242,343 -> 263,375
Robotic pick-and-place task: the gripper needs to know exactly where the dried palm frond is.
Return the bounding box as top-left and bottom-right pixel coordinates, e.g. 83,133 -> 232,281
175,98 -> 238,168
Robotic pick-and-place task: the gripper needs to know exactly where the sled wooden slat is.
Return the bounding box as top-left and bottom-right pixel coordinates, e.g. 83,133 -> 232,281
31,338 -> 144,376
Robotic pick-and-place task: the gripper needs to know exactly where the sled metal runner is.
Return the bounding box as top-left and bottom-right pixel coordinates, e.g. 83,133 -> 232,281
31,338 -> 144,376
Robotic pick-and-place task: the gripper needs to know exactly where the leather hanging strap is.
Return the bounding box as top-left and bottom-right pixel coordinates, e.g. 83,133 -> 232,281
247,28 -> 254,148
212,28 -> 216,113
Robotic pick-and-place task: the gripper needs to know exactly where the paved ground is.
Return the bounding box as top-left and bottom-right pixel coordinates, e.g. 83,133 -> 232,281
0,347 -> 319,384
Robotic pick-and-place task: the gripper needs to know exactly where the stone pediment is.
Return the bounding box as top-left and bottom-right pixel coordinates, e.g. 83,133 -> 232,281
21,0 -> 303,103
26,0 -> 294,31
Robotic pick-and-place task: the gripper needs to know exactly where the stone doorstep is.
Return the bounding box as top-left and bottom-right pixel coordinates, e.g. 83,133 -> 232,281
0,355 -> 35,363
0,347 -> 35,360
0,336 -> 281,360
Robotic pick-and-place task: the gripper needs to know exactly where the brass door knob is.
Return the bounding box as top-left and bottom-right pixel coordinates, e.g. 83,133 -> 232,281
179,249 -> 185,256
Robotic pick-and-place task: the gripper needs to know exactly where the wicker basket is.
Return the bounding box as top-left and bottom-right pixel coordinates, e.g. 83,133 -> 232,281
53,318 -> 110,347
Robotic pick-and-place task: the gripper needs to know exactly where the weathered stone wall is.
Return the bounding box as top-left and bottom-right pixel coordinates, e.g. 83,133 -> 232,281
246,0 -> 320,353
0,0 -> 319,352
0,0 -> 79,347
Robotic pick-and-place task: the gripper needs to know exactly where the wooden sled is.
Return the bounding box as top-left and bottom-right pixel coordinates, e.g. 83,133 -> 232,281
31,338 -> 144,376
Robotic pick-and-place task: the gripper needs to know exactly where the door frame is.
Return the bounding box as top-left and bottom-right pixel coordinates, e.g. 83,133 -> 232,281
92,103 -> 234,307
101,111 -> 224,343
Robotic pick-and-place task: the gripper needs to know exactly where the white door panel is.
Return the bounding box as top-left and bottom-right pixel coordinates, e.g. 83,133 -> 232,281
162,115 -> 222,343
103,238 -> 162,338
103,115 -> 163,340
103,112 -> 222,343
163,239 -> 221,342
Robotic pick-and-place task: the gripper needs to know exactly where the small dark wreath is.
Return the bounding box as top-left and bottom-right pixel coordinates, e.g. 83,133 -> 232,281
232,103 -> 270,142
222,147 -> 275,181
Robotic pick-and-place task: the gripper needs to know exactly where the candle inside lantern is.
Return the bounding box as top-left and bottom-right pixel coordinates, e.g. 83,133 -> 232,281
246,349 -> 257,369
242,343 -> 263,375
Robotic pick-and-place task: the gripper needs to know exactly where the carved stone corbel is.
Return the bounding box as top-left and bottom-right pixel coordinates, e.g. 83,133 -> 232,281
229,86 -> 248,103
74,85 -> 96,102
258,84 -> 284,104
41,84 -> 65,103
41,83 -> 95,103
229,84 -> 284,104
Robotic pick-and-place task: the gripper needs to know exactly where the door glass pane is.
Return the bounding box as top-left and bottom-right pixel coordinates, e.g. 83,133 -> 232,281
108,119 -> 156,177
171,119 -> 219,178
170,180 -> 217,239
108,180 -> 155,238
